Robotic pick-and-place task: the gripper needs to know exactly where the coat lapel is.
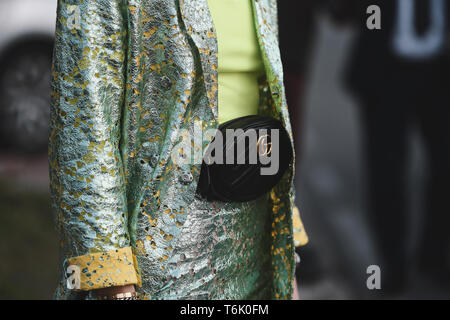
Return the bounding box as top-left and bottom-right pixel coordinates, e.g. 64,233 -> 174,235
252,0 -> 284,110
179,0 -> 219,123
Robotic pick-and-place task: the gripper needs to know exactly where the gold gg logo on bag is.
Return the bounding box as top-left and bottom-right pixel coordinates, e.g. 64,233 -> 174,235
257,134 -> 272,157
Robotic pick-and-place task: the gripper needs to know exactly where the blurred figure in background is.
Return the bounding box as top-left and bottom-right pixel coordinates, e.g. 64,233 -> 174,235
279,0 -> 324,157
330,0 -> 450,295
278,0 -> 326,287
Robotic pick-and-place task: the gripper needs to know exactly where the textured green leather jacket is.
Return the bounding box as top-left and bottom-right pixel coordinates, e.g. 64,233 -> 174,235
49,0 -> 307,300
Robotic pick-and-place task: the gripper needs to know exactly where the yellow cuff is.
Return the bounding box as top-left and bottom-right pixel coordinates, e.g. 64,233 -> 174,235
293,206 -> 309,247
67,247 -> 142,291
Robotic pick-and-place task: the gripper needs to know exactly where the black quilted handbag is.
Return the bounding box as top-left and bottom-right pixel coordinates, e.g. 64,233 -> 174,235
196,115 -> 293,202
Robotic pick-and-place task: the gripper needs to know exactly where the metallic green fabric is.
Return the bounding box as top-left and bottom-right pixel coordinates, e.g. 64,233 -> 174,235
50,0 -> 296,300
138,193 -> 274,299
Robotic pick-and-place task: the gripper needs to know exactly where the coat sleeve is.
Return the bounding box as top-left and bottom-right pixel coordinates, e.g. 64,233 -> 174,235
49,0 -> 140,291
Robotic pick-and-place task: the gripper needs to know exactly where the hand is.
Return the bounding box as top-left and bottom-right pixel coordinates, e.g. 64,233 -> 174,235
94,284 -> 136,300
292,278 -> 300,300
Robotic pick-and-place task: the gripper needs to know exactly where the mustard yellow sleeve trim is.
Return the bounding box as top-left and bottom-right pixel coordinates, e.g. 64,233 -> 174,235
293,206 -> 309,247
67,247 -> 142,291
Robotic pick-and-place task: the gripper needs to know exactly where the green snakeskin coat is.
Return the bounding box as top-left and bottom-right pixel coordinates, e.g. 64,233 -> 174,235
49,0 -> 300,299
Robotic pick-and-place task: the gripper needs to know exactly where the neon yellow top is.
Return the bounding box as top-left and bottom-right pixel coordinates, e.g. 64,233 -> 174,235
207,0 -> 265,124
